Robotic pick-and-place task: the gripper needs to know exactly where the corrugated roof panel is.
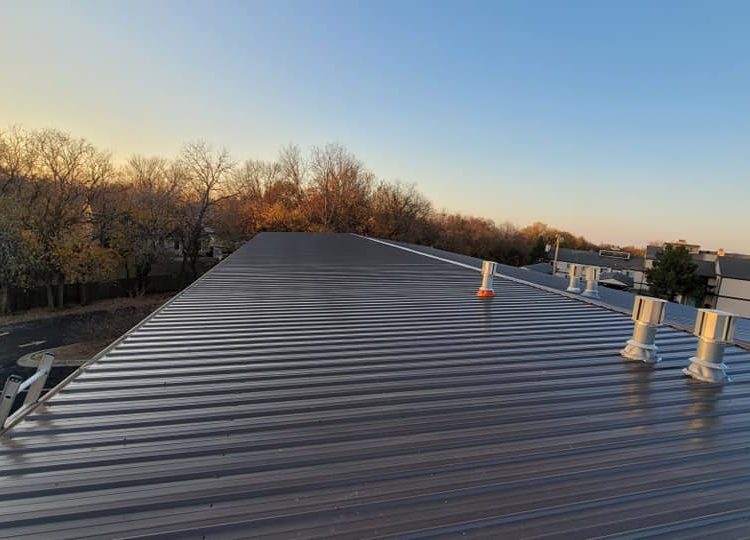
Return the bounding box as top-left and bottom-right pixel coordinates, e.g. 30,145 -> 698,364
2,232 -> 750,538
390,239 -> 750,346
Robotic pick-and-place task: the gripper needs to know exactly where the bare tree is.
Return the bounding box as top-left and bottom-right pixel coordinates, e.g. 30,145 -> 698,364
307,144 -> 373,232
278,144 -> 306,191
0,126 -> 40,195
109,156 -> 181,295
178,142 -> 235,281
21,129 -> 114,307
369,181 -> 432,240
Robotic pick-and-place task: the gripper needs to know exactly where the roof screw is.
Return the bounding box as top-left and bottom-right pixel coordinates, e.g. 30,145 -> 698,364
581,266 -> 600,299
566,264 -> 582,293
476,261 -> 497,298
683,309 -> 736,383
621,295 -> 666,364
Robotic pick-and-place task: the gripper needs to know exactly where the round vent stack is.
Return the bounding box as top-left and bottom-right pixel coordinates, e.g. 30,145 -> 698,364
476,261 -> 497,298
581,266 -> 600,299
620,295 -> 666,364
566,264 -> 583,294
683,309 -> 736,383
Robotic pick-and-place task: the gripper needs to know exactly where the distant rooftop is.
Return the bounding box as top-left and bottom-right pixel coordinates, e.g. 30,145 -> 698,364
2,232 -> 750,537
554,247 -> 645,272
719,256 -> 750,281
646,245 -> 750,281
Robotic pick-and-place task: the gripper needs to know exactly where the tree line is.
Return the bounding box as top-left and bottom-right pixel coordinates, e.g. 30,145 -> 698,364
0,125 -> 601,314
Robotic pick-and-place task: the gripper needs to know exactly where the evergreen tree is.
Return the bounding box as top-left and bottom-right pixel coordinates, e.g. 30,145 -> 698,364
529,236 -> 548,262
646,246 -> 702,302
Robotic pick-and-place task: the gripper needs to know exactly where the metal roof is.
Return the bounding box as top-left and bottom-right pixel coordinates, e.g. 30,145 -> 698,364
598,271 -> 635,289
3,232 -> 750,538
391,240 -> 750,347
556,247 -> 645,272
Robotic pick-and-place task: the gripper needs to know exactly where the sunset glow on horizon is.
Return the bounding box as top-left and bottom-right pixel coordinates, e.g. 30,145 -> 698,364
2,0 -> 749,251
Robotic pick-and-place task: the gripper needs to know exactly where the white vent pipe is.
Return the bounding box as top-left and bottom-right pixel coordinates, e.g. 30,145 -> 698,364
620,295 -> 666,364
476,261 -> 497,298
581,266 -> 600,299
566,264 -> 582,294
683,309 -> 736,383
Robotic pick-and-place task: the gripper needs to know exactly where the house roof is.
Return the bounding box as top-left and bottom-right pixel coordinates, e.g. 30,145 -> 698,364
719,256 -> 750,281
599,271 -> 634,288
556,248 -> 645,272
2,232 -> 750,538
645,245 -> 661,259
694,259 -> 717,278
522,261 -> 552,274
645,246 -> 718,279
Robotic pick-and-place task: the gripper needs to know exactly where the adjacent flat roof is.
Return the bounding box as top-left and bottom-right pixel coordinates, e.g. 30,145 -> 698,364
556,248 -> 645,272
2,232 -> 750,538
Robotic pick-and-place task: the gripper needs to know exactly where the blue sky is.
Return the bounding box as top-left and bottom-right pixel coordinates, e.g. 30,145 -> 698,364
2,0 -> 749,251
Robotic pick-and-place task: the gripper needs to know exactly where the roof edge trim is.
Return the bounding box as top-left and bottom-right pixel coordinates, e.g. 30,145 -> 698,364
0,247 -> 242,435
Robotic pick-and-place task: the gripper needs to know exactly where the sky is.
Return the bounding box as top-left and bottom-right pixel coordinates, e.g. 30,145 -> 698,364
2,0 -> 749,251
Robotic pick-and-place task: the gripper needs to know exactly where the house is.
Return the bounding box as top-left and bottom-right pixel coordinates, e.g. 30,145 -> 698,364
715,255 -> 750,317
552,248 -> 647,290
645,244 -> 719,306
645,242 -> 750,316
3,232 -> 750,537
158,226 -> 224,260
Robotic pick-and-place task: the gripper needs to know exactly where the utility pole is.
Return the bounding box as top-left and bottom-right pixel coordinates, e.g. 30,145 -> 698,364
552,235 -> 561,277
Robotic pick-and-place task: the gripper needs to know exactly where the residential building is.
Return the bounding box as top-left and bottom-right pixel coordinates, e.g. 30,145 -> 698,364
715,256 -> 750,317
645,242 -> 750,317
158,226 -> 224,260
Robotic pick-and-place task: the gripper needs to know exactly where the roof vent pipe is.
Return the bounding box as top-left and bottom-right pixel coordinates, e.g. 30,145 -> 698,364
566,264 -> 582,293
620,296 -> 666,364
476,261 -> 497,298
683,309 -> 736,383
581,267 -> 600,299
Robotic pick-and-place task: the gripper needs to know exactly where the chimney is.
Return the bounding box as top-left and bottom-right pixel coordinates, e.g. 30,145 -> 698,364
476,261 -> 497,298
620,295 -> 666,364
683,309 -> 736,383
566,264 -> 582,293
581,266 -> 600,299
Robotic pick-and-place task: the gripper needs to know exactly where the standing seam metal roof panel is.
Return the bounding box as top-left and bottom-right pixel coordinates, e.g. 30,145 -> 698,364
2,232 -> 750,539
